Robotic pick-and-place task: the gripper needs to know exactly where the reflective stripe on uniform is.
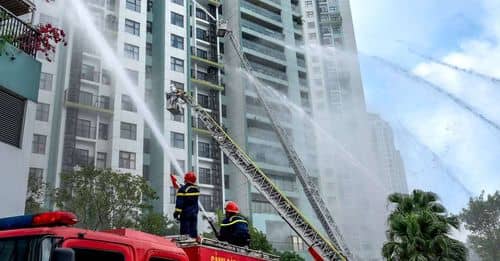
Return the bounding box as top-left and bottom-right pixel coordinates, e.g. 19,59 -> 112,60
220,219 -> 248,227
176,192 -> 201,196
175,208 -> 182,212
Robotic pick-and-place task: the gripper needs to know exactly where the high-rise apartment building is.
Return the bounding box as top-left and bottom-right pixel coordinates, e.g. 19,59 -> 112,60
0,0 -> 41,217
30,0 -> 225,223
369,114 -> 408,194
23,0 -> 406,258
300,0 -> 407,259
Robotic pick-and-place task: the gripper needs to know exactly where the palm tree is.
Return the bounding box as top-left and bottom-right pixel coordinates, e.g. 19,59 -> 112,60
382,190 -> 467,260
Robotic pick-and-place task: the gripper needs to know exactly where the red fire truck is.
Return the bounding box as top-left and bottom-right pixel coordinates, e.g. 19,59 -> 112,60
0,211 -> 279,261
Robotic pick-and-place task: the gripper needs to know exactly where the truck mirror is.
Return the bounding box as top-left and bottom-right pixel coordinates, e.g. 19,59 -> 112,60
52,248 -> 75,261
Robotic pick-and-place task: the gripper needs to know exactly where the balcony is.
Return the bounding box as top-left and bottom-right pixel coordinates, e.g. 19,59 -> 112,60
242,39 -> 285,61
319,12 -> 343,28
0,5 -> 40,57
191,47 -> 223,68
249,62 -> 287,81
76,125 -> 97,139
241,19 -> 284,41
0,0 -> 34,16
73,154 -> 95,167
241,0 -> 281,23
64,89 -> 113,113
191,70 -> 224,91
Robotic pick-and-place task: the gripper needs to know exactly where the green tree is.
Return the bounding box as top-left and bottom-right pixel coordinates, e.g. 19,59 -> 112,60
382,190 -> 467,260
460,191 -> 500,261
137,211 -> 179,236
249,226 -> 274,253
277,251 -> 305,261
53,167 -> 157,230
24,171 -> 47,214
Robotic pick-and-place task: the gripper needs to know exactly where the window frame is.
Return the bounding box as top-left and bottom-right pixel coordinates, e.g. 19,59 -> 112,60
170,12 -> 184,27
125,19 -> 141,36
119,150 -> 136,169
124,43 -> 140,60
120,122 -> 137,140
126,0 -> 141,12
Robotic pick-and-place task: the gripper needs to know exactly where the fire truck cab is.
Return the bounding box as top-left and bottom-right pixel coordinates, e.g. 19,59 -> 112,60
0,212 -> 278,261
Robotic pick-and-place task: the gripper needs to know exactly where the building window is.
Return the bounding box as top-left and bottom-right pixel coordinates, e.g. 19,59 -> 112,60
306,11 -> 314,18
170,57 -> 184,73
32,134 -> 47,154
122,95 -> 137,112
96,152 -> 107,168
199,195 -> 214,211
170,132 -> 184,149
39,73 -> 53,91
28,167 -> 43,182
197,94 -> 209,108
147,0 -> 153,11
224,174 -> 229,188
291,236 -> 305,251
171,80 -> 184,90
146,65 -> 152,78
170,159 -> 185,175
170,12 -> 184,27
196,28 -> 207,41
252,201 -> 275,214
124,43 -> 140,60
126,0 -> 141,12
198,142 -> 210,158
146,43 -> 152,56
119,151 -> 136,169
309,33 -> 317,39
98,123 -> 108,140
171,34 -> 184,49
126,69 -> 139,85
307,21 -> 315,28
0,89 -> 24,147
199,167 -> 211,184
120,122 -> 137,140
147,21 -> 152,33
171,0 -> 183,5
35,103 -> 50,122
143,165 -> 150,180
125,19 -> 140,36
143,138 -> 150,153
221,104 -> 227,117
305,0 -> 312,7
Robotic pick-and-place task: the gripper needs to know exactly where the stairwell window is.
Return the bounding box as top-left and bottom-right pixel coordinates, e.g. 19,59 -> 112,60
170,57 -> 184,73
124,43 -> 140,60
125,19 -> 140,36
36,103 -> 50,122
119,151 -> 136,169
126,0 -> 141,12
32,134 -> 47,154
99,123 -> 109,140
171,132 -> 184,149
171,12 -> 184,27
171,34 -> 184,49
172,0 -> 183,5
120,122 -> 137,140
39,73 -> 53,91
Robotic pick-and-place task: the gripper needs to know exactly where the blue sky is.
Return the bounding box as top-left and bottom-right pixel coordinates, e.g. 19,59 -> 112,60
349,0 -> 500,213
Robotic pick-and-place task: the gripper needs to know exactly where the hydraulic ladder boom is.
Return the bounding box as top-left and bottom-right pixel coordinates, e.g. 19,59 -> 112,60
217,23 -> 353,259
166,90 -> 347,261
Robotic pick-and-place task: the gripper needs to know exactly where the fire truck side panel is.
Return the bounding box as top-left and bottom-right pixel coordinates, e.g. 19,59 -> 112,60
182,246 -> 267,261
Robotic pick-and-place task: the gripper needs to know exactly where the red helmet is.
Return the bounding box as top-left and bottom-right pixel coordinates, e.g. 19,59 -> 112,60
225,201 -> 240,214
184,171 -> 197,184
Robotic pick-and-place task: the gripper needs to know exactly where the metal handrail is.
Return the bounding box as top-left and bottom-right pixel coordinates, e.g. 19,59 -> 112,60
0,4 -> 39,57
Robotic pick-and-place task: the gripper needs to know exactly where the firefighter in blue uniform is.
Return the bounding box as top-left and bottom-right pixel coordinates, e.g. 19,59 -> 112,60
174,171 -> 200,238
219,201 -> 250,247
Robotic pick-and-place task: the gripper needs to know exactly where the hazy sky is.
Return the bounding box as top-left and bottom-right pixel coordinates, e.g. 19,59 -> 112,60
349,0 -> 500,213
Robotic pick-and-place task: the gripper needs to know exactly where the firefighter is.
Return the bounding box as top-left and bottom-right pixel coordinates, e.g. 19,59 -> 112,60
174,171 -> 200,238
219,201 -> 250,247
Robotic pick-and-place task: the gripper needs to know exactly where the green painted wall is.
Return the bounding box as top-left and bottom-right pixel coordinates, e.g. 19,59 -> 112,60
0,44 -> 41,101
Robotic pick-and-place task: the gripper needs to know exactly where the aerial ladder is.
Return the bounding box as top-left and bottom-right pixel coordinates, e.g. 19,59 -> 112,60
167,89 -> 346,261
216,20 -> 353,259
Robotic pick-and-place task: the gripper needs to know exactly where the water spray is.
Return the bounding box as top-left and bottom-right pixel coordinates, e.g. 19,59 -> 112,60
367,55 -> 500,132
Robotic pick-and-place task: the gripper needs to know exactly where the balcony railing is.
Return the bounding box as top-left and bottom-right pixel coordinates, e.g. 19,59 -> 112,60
241,19 -> 284,40
242,39 -> 285,61
76,125 -> 97,139
249,62 -> 287,80
191,70 -> 219,85
64,89 -> 113,111
0,5 -> 40,57
191,47 -> 219,63
192,116 -> 208,130
241,0 -> 282,22
73,155 -> 95,167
